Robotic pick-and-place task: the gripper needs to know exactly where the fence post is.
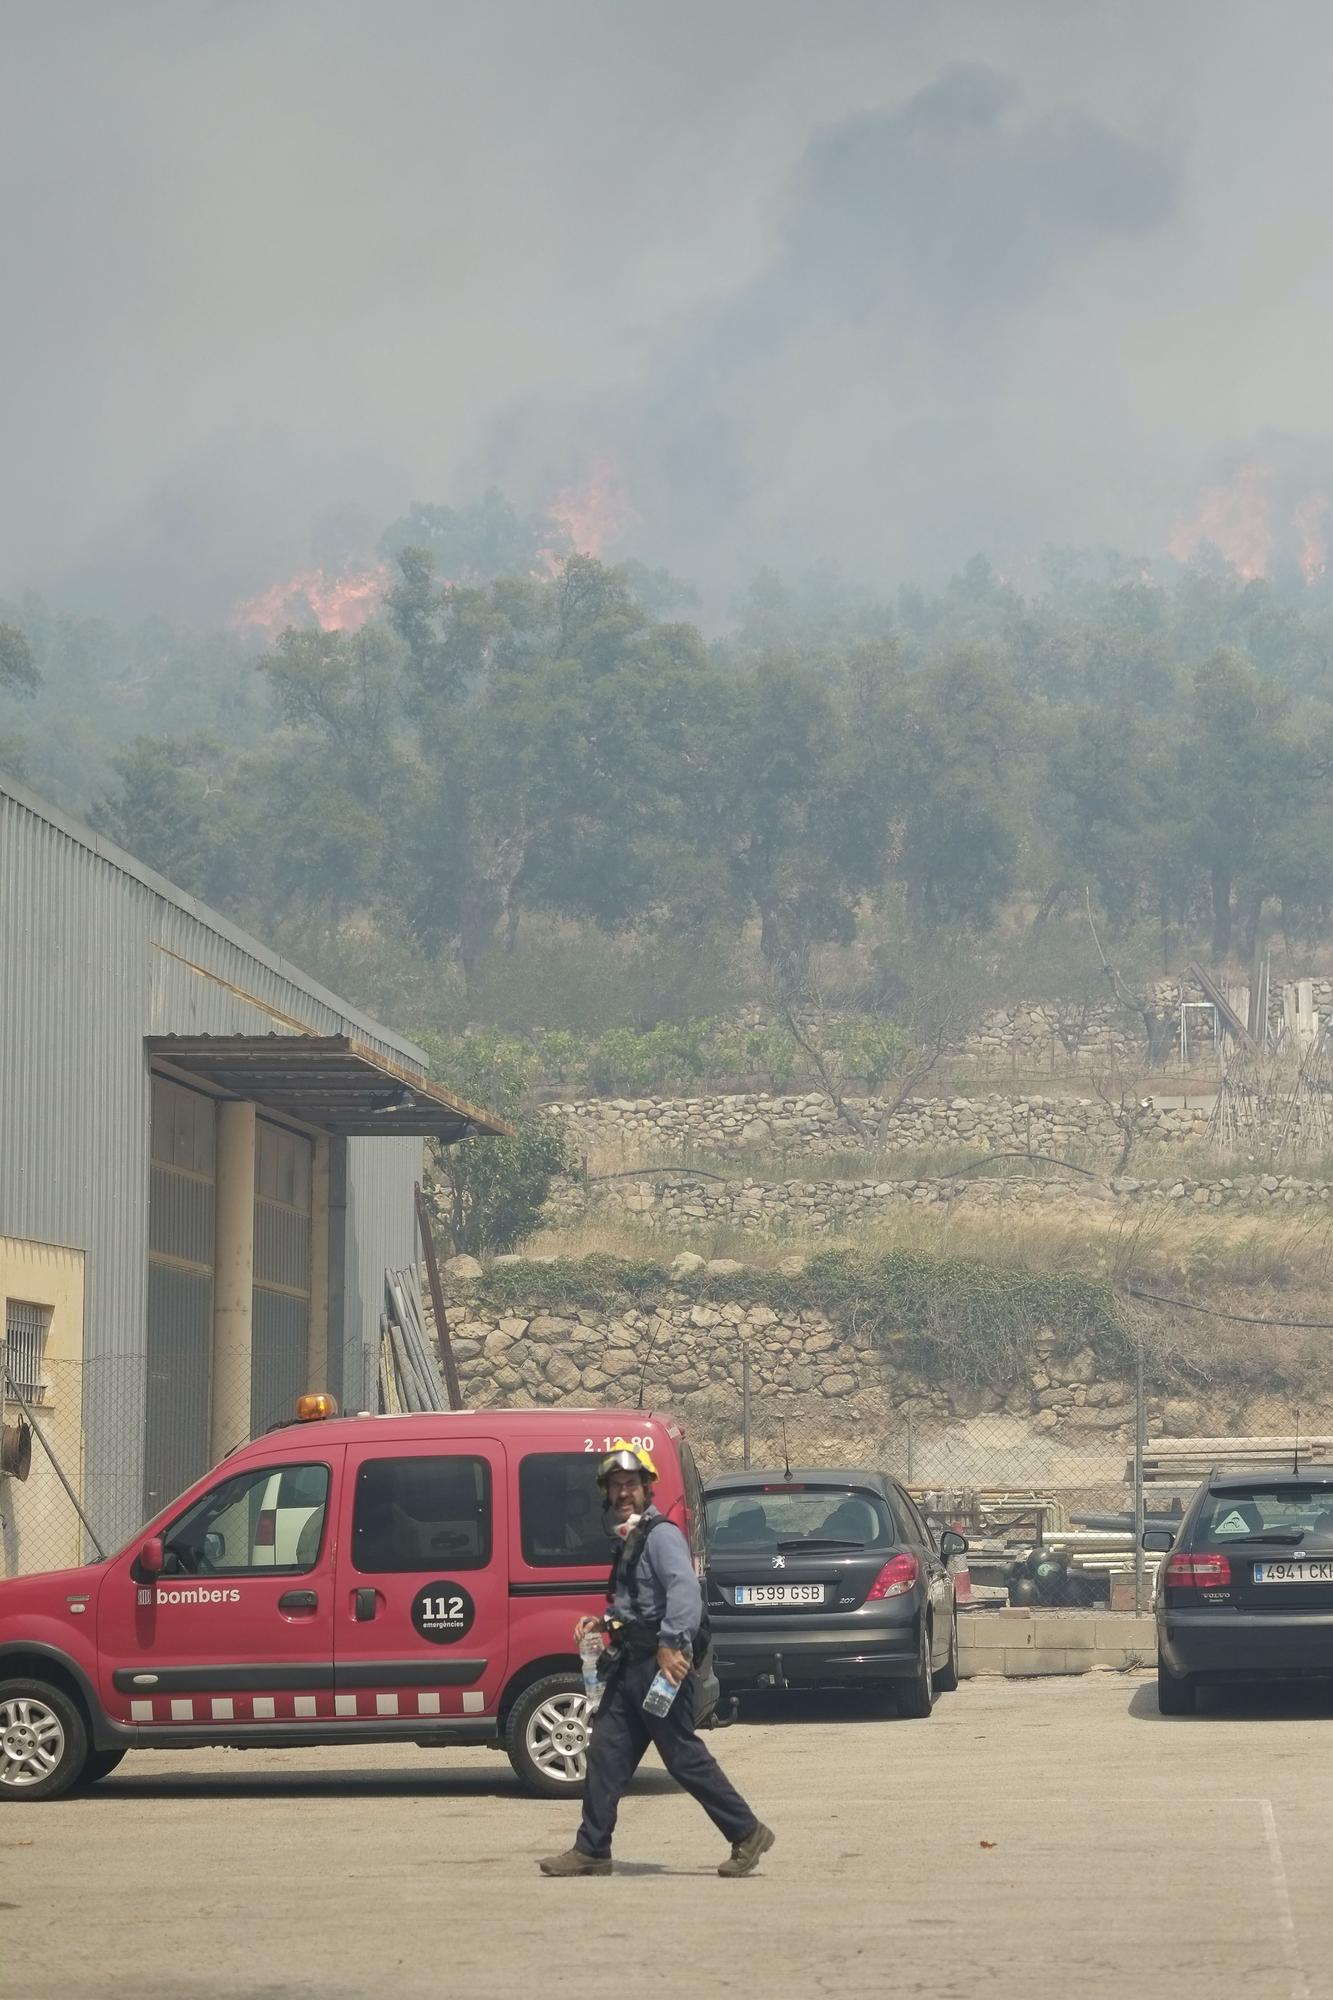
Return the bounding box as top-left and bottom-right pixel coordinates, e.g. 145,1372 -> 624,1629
906,1405 -> 914,1483
1133,1335 -> 1146,1614
742,1342 -> 751,1469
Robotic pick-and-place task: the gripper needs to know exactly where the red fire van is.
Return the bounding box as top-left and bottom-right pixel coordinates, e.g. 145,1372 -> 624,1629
0,1403 -> 707,1802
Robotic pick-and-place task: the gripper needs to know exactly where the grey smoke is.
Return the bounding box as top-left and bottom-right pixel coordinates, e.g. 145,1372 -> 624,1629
0,2 -> 1326,620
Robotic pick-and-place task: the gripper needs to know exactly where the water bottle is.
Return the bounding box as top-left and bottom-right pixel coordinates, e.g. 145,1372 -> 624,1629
579,1630 -> 604,1711
642,1668 -> 680,1718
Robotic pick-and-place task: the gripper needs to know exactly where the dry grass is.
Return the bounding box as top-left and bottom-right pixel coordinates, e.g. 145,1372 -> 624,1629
521,1193 -> 1333,1294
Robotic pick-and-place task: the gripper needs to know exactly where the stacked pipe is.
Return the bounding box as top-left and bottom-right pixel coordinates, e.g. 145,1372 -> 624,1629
378,1266 -> 448,1414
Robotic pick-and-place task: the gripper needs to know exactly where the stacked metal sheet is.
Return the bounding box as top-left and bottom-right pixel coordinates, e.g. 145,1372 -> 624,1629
378,1265 -> 448,1414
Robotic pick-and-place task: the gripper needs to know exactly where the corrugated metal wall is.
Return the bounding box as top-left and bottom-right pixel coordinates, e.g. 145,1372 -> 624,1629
0,779 -> 423,1546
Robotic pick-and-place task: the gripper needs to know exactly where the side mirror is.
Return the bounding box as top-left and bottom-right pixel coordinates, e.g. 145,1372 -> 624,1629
1142,1527 -> 1175,1552
939,1530 -> 969,1560
203,1531 -> 225,1566
138,1535 -> 165,1577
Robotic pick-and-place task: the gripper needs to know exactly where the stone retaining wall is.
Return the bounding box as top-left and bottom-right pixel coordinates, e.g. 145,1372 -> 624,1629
545,1167 -> 1333,1235
549,1090 -> 1210,1164
433,1258 -> 1143,1468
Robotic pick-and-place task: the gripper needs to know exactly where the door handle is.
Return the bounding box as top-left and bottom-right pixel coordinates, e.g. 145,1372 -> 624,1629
279,1590 -> 319,1612
354,1588 -> 378,1622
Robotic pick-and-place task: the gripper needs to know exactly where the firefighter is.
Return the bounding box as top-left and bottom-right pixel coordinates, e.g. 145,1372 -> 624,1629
538,1440 -> 774,1878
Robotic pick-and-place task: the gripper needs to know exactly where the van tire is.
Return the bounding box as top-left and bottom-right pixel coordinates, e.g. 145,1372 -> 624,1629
0,1678 -> 89,1801
505,1674 -> 592,1799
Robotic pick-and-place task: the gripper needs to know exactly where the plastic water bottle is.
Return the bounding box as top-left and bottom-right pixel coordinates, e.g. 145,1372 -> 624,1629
579,1630 -> 604,1711
642,1668 -> 680,1718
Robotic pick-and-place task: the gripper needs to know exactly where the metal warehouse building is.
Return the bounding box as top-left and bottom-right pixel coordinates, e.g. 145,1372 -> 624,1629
0,777 -> 505,1573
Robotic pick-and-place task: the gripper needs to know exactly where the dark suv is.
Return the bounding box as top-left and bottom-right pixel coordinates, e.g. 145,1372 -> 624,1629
703,1467 -> 967,1716
1150,1466 -> 1333,1714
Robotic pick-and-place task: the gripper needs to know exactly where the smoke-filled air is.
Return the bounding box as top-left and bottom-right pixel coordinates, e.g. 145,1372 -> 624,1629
7,0 -> 1333,1090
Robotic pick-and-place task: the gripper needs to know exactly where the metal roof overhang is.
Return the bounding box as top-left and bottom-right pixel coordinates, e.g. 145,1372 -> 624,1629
146,1034 -> 514,1143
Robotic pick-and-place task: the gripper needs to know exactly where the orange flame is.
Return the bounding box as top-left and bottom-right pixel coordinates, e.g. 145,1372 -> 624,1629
230,561 -> 392,640
1167,460 -> 1274,580
541,456 -> 639,568
1293,492 -> 1329,586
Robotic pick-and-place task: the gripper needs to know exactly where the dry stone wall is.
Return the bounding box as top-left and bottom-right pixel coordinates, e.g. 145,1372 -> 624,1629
545,1168 -> 1333,1236
548,1090 -> 1209,1164
428,1258 -> 1174,1492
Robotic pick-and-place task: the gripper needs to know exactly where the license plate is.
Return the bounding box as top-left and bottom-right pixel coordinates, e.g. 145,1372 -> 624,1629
733,1583 -> 824,1606
1253,1560 -> 1333,1583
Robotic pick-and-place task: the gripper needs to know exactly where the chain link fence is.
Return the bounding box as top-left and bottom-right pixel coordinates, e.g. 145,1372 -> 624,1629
0,1345 -> 99,1581
668,1318 -> 1333,1616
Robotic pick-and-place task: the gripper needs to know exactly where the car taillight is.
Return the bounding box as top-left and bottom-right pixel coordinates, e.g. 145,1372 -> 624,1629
255,1510 -> 276,1547
1164,1550 -> 1231,1588
867,1553 -> 919,1601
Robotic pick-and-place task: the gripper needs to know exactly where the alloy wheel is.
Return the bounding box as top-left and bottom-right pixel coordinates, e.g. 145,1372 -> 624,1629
0,1696 -> 65,1791
525,1689 -> 592,1786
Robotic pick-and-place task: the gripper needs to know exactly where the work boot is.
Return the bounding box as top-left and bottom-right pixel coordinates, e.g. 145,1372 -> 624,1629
718,1823 -> 775,1877
538,1847 -> 612,1877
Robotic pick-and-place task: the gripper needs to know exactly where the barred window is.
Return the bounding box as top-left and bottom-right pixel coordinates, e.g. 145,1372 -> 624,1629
3,1300 -> 49,1401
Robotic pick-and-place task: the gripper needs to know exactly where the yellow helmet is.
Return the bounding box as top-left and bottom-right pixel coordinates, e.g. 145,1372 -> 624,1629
596,1438 -> 659,1487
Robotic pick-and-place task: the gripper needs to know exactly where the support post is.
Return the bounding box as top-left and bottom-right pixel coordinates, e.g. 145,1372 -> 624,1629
306,1134 -> 331,1394
415,1182 -> 462,1411
1133,1334 -> 1147,1615
211,1101 -> 256,1460
742,1342 -> 751,1469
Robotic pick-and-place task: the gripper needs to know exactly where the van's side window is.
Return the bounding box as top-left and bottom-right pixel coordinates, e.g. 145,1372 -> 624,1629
519,1454 -> 611,1567
353,1456 -> 491,1572
163,1463 -> 330,1576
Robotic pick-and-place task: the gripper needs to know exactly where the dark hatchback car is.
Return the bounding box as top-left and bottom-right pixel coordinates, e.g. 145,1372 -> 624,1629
703,1468 -> 967,1716
1151,1468 -> 1333,1714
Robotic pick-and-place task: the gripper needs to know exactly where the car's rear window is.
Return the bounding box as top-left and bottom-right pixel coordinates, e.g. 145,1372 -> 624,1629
706,1486 -> 896,1552
1196,1487 -> 1333,1544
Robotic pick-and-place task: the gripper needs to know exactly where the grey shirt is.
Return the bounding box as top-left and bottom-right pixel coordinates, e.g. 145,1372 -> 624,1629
608,1506 -> 702,1650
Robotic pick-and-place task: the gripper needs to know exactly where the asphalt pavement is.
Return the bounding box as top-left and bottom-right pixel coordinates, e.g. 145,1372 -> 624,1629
3,1673 -> 1331,2000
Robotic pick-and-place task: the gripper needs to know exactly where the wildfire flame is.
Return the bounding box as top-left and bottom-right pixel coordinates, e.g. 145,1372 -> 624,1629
1167,459 -> 1275,581
541,455 -> 639,567
1293,491 -> 1329,586
230,561 -> 392,640
1168,460 -> 1332,586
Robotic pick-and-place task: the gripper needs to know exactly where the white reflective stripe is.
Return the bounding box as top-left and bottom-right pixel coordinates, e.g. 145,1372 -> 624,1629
252,1697 -> 276,1720
170,1699 -> 194,1721
334,1694 -> 357,1717
130,1700 -> 154,1722
375,1693 -> 399,1716
462,1691 -> 485,1714
293,1696 -> 318,1718
211,1698 -> 234,1721
416,1692 -> 442,1716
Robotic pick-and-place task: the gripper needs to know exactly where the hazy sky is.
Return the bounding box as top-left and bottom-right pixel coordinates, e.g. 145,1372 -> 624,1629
3,1 -> 1331,619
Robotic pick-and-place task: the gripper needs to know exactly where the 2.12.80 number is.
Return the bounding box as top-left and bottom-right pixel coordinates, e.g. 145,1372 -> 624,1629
584,1434 -> 655,1454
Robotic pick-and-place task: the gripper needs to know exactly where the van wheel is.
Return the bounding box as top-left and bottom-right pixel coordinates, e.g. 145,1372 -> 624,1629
1157,1651 -> 1198,1716
505,1675 -> 592,1798
76,1749 -> 126,1787
895,1619 -> 935,1719
934,1613 -> 961,1694
0,1680 -> 88,1801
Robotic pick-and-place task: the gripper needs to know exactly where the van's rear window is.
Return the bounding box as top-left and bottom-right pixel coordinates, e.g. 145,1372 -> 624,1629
353,1455 -> 491,1572
519,1454 -> 613,1568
